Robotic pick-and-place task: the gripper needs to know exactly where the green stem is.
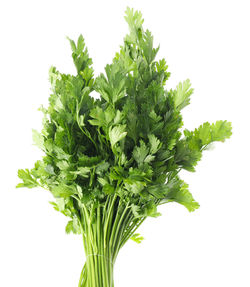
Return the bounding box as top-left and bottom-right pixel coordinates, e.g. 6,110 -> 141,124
78,198 -> 145,287
119,216 -> 146,248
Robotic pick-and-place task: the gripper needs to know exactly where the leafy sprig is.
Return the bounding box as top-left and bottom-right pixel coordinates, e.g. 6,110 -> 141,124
18,7 -> 232,225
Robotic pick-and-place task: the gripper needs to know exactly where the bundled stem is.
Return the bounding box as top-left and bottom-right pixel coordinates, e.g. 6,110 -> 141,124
78,197 -> 144,287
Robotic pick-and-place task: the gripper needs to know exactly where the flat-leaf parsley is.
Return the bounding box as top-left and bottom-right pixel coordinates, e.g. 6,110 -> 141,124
17,7 -> 232,287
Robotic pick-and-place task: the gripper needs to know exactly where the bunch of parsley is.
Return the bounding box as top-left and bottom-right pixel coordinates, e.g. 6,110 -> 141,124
17,7 -> 232,287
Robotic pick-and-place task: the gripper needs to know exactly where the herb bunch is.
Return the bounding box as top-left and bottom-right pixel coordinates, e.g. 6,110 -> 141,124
17,7 -> 232,287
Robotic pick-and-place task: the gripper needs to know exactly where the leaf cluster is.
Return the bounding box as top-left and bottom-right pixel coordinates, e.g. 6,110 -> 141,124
17,8 -> 232,232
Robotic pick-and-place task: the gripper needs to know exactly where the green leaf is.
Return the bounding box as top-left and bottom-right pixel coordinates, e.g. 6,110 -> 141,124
127,168 -> 149,182
65,217 -> 81,234
145,201 -> 161,217
124,181 -> 145,194
211,120 -> 232,142
56,160 -> 70,170
113,110 -> 123,125
67,37 -> 76,52
144,154 -> 155,163
94,74 -> 111,103
55,198 -> 66,212
95,161 -> 110,175
89,106 -> 106,127
149,110 -> 162,122
77,34 -> 85,54
131,204 -> 142,218
188,120 -> 232,149
98,177 -> 109,186
89,106 -> 116,128
148,134 -> 161,154
44,164 -> 55,175
51,184 -> 76,198
70,167 -> 91,178
109,125 -> 127,148
17,169 -> 38,188
133,140 -> 149,165
175,141 -> 202,172
176,120 -> 232,171
124,7 -> 144,43
166,180 -> 200,212
104,106 -> 116,125
32,129 -> 44,150
174,79 -> 194,110
196,122 -> 212,146
65,220 -> 74,234
67,35 -> 93,74
141,30 -> 159,65
147,184 -> 168,199
102,184 -> 115,195
130,233 -> 144,243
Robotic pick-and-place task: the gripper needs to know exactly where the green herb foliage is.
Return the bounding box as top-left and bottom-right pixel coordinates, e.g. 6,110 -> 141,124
17,7 -> 232,287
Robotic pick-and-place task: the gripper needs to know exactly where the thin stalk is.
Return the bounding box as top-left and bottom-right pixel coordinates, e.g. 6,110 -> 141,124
103,195 -> 117,248
111,204 -> 129,252
78,264 -> 86,287
120,217 -> 146,248
113,209 -> 133,259
78,197 -> 146,287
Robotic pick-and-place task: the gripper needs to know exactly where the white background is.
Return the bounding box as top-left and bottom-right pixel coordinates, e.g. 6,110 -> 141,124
1,0 -> 250,286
